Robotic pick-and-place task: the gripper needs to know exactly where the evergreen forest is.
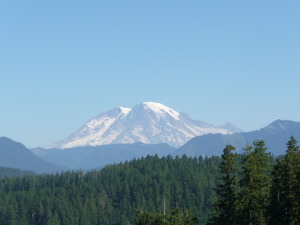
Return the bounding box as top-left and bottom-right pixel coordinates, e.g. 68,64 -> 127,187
0,167 -> 35,179
0,137 -> 299,225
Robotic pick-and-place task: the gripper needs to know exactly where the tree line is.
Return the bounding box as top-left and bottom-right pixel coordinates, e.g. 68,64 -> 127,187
0,137 -> 298,225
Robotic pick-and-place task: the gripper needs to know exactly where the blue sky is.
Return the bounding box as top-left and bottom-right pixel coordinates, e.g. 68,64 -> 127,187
1,1 -> 300,148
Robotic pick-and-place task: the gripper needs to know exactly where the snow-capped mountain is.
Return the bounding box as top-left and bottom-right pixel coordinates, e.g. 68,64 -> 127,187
51,102 -> 236,149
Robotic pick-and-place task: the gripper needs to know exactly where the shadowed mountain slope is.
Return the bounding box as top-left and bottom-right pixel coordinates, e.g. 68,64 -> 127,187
0,137 -> 62,173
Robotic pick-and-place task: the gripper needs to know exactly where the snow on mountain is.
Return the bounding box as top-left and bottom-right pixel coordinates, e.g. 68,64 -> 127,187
142,102 -> 180,120
51,102 -> 234,149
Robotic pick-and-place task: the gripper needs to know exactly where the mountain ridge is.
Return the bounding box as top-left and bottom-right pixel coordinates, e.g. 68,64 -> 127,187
2,119 -> 299,173
174,119 -> 300,157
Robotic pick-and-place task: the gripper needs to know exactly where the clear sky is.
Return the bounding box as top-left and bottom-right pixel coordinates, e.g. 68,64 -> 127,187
1,1 -> 300,148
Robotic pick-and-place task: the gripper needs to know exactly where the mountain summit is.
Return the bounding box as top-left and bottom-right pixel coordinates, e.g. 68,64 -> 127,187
51,102 -> 236,149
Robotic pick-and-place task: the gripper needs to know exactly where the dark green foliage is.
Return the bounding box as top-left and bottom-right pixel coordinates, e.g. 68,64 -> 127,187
208,145 -> 238,225
0,155 -> 221,225
134,210 -> 168,225
237,140 -> 272,225
135,208 -> 198,225
209,137 -> 300,225
269,136 -> 300,225
281,137 -> 300,225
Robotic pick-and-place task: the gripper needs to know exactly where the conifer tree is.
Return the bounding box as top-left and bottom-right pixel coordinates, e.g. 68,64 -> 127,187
237,140 -> 271,225
280,136 -> 300,225
269,157 -> 284,225
208,145 -> 238,225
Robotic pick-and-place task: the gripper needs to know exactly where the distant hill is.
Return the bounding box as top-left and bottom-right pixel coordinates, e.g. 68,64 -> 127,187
32,143 -> 176,170
0,137 -> 63,173
174,120 -> 300,157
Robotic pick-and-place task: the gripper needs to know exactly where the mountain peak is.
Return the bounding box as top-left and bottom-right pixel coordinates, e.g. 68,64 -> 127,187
51,102 -> 233,149
141,102 -> 180,120
264,120 -> 297,131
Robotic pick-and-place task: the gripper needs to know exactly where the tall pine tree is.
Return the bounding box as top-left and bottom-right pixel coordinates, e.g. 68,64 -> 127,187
208,145 -> 238,225
237,140 -> 271,225
280,136 -> 300,225
269,157 -> 284,225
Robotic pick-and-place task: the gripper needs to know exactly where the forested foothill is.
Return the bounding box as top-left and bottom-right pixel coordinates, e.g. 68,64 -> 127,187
0,137 -> 299,225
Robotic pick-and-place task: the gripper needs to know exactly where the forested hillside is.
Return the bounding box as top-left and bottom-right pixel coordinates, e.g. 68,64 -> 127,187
0,167 -> 35,179
0,137 -> 298,225
0,155 -> 221,225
